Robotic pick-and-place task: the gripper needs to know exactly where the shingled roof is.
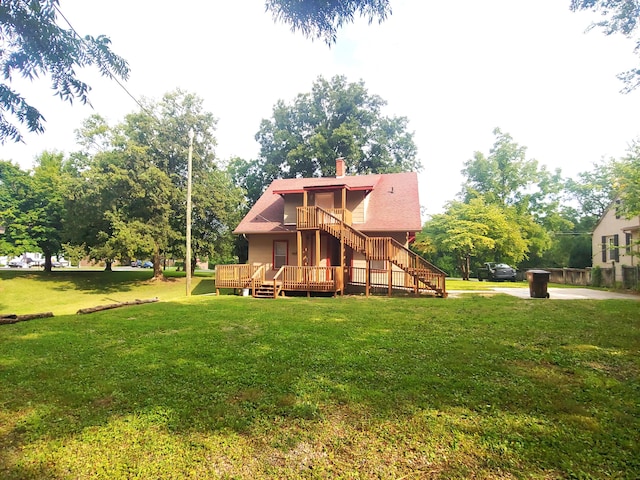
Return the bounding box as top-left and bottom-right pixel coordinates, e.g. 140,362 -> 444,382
234,171 -> 422,235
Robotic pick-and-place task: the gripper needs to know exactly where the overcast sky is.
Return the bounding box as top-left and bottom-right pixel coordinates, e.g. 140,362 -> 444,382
2,0 -> 640,216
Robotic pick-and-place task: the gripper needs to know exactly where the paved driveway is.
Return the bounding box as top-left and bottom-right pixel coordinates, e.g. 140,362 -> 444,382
491,287 -> 640,300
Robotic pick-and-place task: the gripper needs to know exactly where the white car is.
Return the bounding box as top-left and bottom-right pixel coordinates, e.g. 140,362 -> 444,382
8,260 -> 30,268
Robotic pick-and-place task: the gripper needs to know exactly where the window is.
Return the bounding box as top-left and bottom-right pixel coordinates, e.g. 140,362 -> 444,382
608,234 -> 619,262
273,241 -> 288,269
626,232 -> 633,254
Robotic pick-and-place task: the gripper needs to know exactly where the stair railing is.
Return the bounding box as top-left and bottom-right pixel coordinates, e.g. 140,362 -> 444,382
272,266 -> 286,298
250,265 -> 266,297
298,206 -> 447,296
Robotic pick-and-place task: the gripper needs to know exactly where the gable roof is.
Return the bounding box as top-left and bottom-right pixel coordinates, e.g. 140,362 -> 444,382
234,171 -> 422,235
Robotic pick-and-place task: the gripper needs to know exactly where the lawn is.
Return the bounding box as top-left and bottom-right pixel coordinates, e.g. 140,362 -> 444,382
0,269 -> 215,316
0,275 -> 639,478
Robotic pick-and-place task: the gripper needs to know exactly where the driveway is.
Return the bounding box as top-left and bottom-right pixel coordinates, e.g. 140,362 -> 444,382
489,287 -> 640,300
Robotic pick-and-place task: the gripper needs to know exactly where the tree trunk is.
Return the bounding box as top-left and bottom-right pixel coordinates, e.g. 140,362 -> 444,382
152,251 -> 163,279
104,260 -> 113,272
43,249 -> 52,272
191,256 -> 197,275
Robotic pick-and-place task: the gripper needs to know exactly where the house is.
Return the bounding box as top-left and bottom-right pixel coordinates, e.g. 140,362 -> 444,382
216,158 -> 446,298
592,199 -> 640,283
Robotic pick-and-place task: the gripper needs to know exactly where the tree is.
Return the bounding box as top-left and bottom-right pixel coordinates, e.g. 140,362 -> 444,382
460,128 -> 560,263
0,160 -> 33,257
249,75 -> 420,204
420,199 -> 529,280
614,139 -> 640,217
461,128 -> 542,208
69,90 -> 244,275
565,157 -> 618,225
0,0 -> 129,143
570,0 -> 640,92
93,145 -> 179,279
265,0 -> 391,44
0,152 -> 67,271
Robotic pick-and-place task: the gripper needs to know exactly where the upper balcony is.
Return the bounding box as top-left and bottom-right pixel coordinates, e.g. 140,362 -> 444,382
296,206 -> 352,230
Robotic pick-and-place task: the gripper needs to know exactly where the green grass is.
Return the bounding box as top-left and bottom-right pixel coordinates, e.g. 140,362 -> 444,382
1,290 -> 638,479
0,269 -> 215,316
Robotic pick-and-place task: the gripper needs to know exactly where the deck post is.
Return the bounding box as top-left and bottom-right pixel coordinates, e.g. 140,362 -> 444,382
388,265 -> 393,297
297,231 -> 302,267
315,230 -> 321,266
365,260 -> 370,297
340,227 -> 345,296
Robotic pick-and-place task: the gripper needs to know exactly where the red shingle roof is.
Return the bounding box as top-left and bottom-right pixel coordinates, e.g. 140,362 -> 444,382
234,172 -> 421,234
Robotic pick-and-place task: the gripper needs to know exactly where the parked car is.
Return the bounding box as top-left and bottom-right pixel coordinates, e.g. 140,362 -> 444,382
8,259 -> 30,268
131,260 -> 142,267
477,262 -> 517,282
142,261 -> 153,268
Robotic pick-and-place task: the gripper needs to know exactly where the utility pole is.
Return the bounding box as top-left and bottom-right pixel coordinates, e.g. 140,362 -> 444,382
186,128 -> 194,296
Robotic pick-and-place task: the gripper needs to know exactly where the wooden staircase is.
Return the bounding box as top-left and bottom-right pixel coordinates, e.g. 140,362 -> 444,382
253,283 -> 276,298
298,207 -> 447,297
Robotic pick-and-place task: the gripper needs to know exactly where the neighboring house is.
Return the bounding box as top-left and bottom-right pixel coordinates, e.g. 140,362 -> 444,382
592,199 -> 640,282
216,158 -> 446,298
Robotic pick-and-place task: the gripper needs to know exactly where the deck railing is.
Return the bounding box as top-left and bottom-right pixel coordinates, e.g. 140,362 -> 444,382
297,207 -> 352,229
250,265 -> 266,294
273,265 -> 343,296
215,264 -> 260,289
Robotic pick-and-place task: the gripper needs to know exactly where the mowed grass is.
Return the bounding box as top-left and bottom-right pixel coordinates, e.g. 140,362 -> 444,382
1,285 -> 638,479
0,269 -> 216,316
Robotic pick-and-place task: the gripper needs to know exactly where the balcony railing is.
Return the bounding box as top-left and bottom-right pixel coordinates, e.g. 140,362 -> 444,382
297,207 -> 352,229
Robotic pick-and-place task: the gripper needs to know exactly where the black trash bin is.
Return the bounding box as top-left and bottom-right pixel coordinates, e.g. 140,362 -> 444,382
526,270 -> 550,298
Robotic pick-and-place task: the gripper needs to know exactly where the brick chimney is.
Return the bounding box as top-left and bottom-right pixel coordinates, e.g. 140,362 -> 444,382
336,157 -> 345,178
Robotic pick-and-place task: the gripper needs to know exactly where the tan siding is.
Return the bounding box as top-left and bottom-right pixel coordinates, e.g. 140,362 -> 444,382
247,234 -> 298,271
592,206 -> 640,281
347,191 -> 366,224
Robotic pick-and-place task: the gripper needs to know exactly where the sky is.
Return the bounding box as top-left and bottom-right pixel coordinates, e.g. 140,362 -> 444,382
2,0 -> 640,217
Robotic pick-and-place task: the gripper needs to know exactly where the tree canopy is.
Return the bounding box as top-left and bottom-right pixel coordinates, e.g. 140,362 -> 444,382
570,0 -> 640,92
236,75 -> 420,205
420,129 -> 568,277
265,0 -> 391,44
65,91 -> 244,277
0,152 -> 67,271
613,139 -> 640,217
0,0 -> 129,143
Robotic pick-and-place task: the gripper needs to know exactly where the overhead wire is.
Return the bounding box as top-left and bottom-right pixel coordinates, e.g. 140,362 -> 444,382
52,2 -> 158,121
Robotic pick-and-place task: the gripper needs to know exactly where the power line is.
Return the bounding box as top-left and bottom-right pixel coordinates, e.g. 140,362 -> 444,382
53,3 -> 157,120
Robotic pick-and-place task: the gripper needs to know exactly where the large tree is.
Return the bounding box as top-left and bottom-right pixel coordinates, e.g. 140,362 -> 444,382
0,160 -> 33,257
565,157 -> 618,226
571,0 -> 640,92
419,199 -> 529,280
0,0 -> 129,143
68,91 -> 244,275
245,75 -> 420,205
0,152 -> 67,271
265,0 -> 391,44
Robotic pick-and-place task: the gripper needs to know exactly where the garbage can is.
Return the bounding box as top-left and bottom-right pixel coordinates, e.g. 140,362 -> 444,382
526,270 -> 550,298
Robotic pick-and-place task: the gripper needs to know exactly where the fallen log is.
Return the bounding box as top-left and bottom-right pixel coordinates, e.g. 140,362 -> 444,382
0,312 -> 54,325
76,297 -> 159,315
